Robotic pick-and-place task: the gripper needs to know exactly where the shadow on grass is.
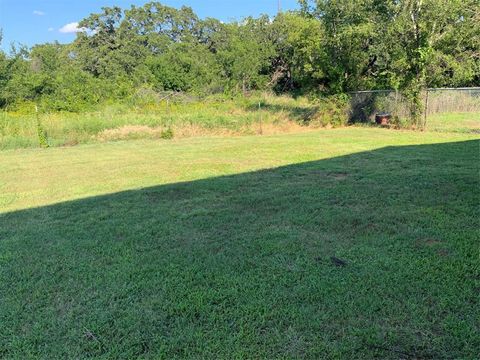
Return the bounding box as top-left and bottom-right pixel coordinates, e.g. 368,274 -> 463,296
1,140 -> 479,358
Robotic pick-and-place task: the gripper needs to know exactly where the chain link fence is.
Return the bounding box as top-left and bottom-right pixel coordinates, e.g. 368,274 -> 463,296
349,87 -> 480,129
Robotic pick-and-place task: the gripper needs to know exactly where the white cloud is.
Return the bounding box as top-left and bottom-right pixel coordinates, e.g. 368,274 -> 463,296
59,22 -> 85,34
33,10 -> 45,16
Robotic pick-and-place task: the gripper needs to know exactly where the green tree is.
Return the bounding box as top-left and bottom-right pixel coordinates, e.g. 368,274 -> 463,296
147,42 -> 222,93
216,17 -> 275,93
300,0 -> 480,122
1,1 -> 478,112
385,0 -> 480,124
300,0 -> 392,93
269,13 -> 326,92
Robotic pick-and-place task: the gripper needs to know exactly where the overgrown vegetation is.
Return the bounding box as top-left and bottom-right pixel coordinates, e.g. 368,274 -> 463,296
2,90 -> 478,149
0,93 -> 352,149
0,0 -> 478,123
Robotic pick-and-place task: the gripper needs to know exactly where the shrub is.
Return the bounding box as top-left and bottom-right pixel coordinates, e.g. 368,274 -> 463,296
36,112 -> 49,148
309,94 -> 350,127
41,70 -> 105,112
160,127 -> 174,139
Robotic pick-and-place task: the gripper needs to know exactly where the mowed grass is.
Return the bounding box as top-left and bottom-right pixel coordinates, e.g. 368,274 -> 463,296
0,128 -> 479,358
426,112 -> 480,133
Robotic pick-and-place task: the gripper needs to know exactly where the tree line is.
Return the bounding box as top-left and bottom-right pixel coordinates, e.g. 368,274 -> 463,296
0,0 -> 478,121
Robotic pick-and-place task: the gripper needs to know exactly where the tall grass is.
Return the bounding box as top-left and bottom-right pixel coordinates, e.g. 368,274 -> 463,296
1,92 -> 478,150
427,90 -> 480,114
0,94 -> 326,150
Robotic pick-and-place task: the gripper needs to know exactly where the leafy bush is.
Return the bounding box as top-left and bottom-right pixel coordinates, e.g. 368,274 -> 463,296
147,43 -> 223,94
36,116 -> 49,148
160,127 -> 174,139
309,94 -> 350,127
41,70 -> 108,112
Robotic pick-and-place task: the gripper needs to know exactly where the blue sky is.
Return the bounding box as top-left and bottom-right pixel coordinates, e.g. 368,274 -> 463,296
0,0 -> 299,51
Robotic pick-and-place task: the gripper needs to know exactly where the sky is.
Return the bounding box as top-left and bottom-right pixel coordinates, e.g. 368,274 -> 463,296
0,0 -> 299,51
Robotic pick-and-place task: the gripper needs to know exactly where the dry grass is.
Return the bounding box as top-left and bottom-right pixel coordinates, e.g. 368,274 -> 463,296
2,91 -> 479,149
1,94 -> 323,149
96,125 -> 162,141
95,120 -> 312,142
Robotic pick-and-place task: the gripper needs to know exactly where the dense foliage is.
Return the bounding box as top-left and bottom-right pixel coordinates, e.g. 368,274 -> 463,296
0,1 -> 478,118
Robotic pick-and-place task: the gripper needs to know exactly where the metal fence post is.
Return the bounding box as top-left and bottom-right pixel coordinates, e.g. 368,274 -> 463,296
423,89 -> 429,130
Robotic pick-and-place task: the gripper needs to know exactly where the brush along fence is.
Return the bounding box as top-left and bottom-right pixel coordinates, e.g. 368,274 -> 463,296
349,87 -> 480,127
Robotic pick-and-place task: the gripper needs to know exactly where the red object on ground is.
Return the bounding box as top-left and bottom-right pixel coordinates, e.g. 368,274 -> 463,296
375,113 -> 391,125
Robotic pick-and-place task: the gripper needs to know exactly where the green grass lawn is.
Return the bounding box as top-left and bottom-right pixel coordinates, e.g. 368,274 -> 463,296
427,112 -> 480,133
1,128 -> 479,358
